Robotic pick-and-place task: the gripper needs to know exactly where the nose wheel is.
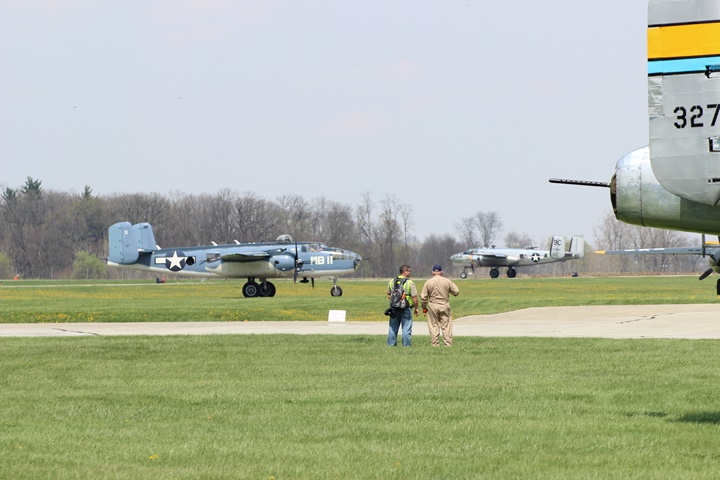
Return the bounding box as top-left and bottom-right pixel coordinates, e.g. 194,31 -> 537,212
330,277 -> 343,296
460,265 -> 474,279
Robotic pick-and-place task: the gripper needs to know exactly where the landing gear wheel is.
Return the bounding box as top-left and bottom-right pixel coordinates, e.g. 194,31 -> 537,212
259,282 -> 276,297
242,281 -> 260,298
489,268 -> 500,279
716,278 -> 720,295
460,271 -> 467,279
330,286 -> 343,297
507,268 -> 517,278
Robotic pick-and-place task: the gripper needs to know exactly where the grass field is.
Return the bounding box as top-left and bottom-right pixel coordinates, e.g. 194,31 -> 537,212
3,276 -> 720,478
1,275 -> 718,323
3,335 -> 720,478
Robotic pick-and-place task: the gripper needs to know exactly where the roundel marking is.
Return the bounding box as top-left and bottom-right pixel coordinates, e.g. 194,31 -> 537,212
165,250 -> 188,272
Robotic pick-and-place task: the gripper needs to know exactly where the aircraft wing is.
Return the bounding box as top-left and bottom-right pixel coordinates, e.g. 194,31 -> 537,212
476,253 -> 509,259
595,247 -> 706,256
596,245 -> 720,283
216,249 -> 272,262
221,252 -> 271,262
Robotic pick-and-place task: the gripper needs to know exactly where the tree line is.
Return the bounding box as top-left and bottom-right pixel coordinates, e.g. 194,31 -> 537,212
0,177 -> 706,280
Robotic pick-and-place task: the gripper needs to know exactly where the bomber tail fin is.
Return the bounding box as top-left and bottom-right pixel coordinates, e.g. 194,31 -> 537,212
569,236 -> 585,258
108,222 -> 157,265
647,0 -> 720,207
549,236 -> 565,259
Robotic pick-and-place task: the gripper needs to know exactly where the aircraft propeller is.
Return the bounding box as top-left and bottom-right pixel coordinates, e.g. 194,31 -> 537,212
699,268 -> 714,281
698,235 -> 720,282
292,240 -> 305,283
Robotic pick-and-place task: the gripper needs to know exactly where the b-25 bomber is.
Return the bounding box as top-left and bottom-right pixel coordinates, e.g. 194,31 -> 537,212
551,0 -> 720,294
107,222 -> 362,297
450,236 -> 584,279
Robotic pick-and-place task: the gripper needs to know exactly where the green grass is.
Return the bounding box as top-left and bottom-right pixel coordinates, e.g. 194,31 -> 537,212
1,276 -> 718,323
2,335 -> 720,478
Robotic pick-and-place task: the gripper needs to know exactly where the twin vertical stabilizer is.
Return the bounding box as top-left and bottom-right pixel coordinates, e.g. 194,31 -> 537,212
549,236 -> 584,259
108,222 -> 157,265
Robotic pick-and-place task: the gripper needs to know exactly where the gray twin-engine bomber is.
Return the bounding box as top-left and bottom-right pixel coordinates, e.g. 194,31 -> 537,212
551,0 -> 720,293
107,222 -> 362,297
450,236 -> 584,279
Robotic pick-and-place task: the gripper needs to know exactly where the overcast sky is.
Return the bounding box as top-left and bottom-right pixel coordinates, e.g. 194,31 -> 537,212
0,1 -> 650,246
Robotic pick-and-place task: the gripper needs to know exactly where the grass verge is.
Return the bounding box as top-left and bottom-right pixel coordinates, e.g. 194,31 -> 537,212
1,276 -> 718,323
2,335 -> 720,478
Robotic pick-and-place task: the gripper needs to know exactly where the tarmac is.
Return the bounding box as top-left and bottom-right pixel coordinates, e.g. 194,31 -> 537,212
2,304 -> 720,338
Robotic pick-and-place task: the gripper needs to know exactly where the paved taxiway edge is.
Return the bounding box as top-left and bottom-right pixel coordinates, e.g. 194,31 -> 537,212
2,304 -> 720,338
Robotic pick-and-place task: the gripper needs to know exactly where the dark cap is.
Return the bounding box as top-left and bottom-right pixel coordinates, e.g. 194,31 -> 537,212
432,264 -> 442,272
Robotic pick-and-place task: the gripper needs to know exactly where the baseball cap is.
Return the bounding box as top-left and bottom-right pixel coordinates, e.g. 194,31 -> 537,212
432,264 -> 442,272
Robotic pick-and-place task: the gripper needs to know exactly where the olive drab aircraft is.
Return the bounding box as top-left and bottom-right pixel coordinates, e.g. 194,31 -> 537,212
450,236 -> 584,279
550,0 -> 720,294
107,222 -> 362,297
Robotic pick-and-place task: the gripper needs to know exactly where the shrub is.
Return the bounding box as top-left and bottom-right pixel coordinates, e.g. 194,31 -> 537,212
71,251 -> 107,279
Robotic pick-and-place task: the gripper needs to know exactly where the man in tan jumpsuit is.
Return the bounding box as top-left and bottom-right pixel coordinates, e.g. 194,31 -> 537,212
420,264 -> 459,347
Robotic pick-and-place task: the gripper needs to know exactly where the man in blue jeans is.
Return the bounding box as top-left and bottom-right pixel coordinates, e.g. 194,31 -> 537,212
386,265 -> 419,346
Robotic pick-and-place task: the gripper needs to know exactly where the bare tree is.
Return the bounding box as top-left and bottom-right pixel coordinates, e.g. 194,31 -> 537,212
356,192 -> 375,245
476,211 -> 502,247
454,217 -> 476,246
320,200 -> 358,248
398,202 -> 414,255
504,231 -> 534,248
232,192 -> 278,242
377,195 -> 401,275
418,234 -> 463,276
277,194 -> 310,239
594,212 -> 694,273
202,189 -> 236,244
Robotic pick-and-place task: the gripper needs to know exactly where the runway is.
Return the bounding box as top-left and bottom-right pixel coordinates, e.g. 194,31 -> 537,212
2,304 -> 720,338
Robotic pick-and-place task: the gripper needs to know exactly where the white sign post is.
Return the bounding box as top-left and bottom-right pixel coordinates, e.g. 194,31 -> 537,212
328,310 -> 346,323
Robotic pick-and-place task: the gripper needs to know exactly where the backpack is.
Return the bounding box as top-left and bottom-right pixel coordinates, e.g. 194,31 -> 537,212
389,277 -> 409,310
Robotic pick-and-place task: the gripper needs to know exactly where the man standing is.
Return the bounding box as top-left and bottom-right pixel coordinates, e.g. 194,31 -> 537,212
386,264 -> 419,347
420,264 -> 459,347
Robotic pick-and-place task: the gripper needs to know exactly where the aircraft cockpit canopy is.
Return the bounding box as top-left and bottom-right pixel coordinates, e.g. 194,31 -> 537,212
276,234 -> 293,244
301,243 -> 323,252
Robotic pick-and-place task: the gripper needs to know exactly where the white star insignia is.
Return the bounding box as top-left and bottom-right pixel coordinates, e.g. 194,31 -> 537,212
167,251 -> 185,270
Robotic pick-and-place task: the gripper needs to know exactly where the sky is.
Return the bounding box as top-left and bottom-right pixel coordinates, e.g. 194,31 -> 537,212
0,0 -> 650,246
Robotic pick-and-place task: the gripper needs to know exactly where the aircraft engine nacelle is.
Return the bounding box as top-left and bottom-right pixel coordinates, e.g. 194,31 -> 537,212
612,147 -> 720,235
270,254 -> 296,272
